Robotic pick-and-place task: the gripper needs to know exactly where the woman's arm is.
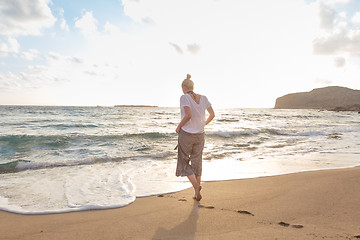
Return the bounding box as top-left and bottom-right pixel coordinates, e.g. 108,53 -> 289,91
176,106 -> 191,133
205,106 -> 215,125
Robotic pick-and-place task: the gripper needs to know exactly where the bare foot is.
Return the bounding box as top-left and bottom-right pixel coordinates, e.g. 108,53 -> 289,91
196,194 -> 202,201
195,185 -> 202,201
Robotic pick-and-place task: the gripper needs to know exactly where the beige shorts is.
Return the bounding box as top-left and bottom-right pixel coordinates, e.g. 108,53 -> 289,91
176,129 -> 205,177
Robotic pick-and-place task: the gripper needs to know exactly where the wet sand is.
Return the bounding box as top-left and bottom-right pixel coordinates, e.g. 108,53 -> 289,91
1,166 -> 360,239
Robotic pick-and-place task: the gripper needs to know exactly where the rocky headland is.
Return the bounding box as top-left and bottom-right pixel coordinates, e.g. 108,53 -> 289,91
274,86 -> 360,112
114,105 -> 157,108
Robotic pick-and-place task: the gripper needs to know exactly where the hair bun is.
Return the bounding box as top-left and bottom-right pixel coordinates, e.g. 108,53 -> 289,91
186,74 -> 191,80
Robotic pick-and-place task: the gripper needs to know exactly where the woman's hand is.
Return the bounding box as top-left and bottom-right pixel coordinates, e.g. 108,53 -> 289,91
205,106 -> 215,125
176,106 -> 191,133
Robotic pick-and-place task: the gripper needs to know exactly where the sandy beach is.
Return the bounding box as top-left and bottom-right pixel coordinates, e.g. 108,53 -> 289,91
1,166 -> 360,240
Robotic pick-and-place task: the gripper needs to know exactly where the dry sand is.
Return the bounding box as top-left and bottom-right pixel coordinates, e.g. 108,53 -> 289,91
1,166 -> 360,240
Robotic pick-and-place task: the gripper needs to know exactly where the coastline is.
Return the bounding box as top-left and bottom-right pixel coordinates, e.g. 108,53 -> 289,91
1,166 -> 360,239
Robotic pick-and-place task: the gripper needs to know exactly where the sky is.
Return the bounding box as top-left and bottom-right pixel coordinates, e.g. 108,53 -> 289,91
0,0 -> 360,108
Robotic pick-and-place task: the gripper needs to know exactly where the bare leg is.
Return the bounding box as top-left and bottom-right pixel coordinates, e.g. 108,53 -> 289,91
191,175 -> 202,200
196,175 -> 201,186
187,174 -> 202,201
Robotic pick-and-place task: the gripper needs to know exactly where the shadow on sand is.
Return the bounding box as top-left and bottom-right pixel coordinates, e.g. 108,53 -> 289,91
152,201 -> 199,240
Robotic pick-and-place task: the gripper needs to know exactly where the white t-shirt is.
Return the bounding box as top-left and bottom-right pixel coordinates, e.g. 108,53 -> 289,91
180,94 -> 211,134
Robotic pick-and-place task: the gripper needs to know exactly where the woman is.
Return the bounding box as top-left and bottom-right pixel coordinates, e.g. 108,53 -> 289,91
175,74 -> 215,201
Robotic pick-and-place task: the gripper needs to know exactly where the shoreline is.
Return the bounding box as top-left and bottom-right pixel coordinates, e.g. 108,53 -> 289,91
1,166 -> 360,239
2,163 -> 359,215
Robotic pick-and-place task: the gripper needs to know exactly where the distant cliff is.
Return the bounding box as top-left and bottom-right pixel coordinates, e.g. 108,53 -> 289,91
274,86 -> 360,111
114,105 -> 157,108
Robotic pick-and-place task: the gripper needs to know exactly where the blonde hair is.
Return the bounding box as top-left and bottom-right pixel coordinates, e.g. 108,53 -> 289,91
181,74 -> 194,91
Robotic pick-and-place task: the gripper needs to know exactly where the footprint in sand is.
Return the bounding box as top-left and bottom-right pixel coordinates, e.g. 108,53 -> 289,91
278,222 -> 304,229
237,210 -> 255,216
157,194 -> 177,199
278,222 -> 290,227
292,225 -> 304,229
198,204 -> 215,209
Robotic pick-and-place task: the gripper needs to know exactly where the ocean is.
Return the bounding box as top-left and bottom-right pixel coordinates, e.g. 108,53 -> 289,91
0,105 -> 359,214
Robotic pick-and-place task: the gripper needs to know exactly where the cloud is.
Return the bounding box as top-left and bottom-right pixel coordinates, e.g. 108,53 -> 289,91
318,2 -> 336,30
27,65 -> 48,73
169,42 -> 202,55
0,54 -> 76,92
313,2 -> 360,56
48,51 -> 61,61
187,43 -> 200,55
352,12 -> 360,24
0,72 -> 20,90
169,42 -> 183,54
84,70 -> 98,76
104,21 -> 121,35
313,29 -> 360,55
333,56 -> 346,67
0,37 -> 20,56
70,56 -> 83,64
0,0 -> 56,36
141,16 -> 155,25
20,49 -> 40,60
47,52 -> 84,65
324,0 -> 351,4
74,11 -> 98,36
0,71 -> 41,90
59,8 -> 69,32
